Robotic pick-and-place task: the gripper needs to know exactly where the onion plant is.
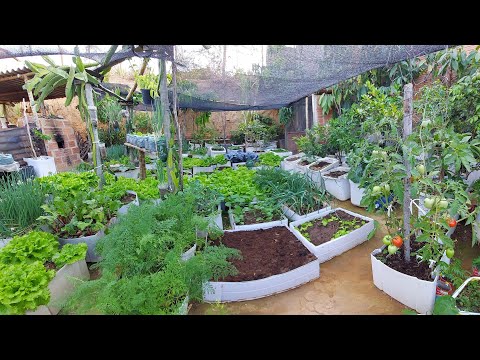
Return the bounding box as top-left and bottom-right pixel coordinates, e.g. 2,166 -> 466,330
0,173 -> 46,237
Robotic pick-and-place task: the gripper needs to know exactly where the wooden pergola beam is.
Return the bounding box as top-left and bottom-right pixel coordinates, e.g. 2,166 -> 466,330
0,72 -> 34,83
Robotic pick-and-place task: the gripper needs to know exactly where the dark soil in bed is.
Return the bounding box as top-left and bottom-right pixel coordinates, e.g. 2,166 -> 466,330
241,209 -> 281,225
286,156 -> 300,162
298,160 -> 313,166
213,227 -> 316,281
309,161 -> 331,171
374,235 -> 433,281
451,220 -> 472,243
325,170 -> 348,178
298,210 -> 366,246
120,193 -> 136,204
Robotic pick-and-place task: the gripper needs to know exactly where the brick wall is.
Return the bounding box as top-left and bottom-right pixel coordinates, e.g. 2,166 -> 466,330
39,117 -> 82,171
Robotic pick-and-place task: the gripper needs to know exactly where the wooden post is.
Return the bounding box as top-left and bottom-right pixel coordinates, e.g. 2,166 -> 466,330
0,104 -> 7,128
159,57 -> 174,191
138,151 -> 146,180
24,76 -> 41,129
85,83 -> 105,188
403,83 -> 413,262
171,46 -> 184,191
126,58 -> 149,101
22,98 -> 37,158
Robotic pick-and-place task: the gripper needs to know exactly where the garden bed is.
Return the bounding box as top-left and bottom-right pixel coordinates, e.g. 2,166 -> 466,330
203,225 -> 320,302
452,277 -> 480,314
371,245 -> 438,314
322,166 -> 351,201
281,204 -> 331,222
228,208 -> 288,231
290,208 -> 374,262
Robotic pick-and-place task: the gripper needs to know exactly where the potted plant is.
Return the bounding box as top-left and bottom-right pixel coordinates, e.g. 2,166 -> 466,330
208,145 -> 226,157
0,231 -> 89,315
306,157 -> 340,187
346,144 -> 371,207
135,73 -> 159,105
321,166 -> 351,201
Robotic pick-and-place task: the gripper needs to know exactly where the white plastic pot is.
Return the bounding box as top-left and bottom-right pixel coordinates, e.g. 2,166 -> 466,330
306,157 -> 340,185
371,246 -> 438,314
349,180 -> 366,207
26,259 -> 90,315
203,224 -> 320,303
117,190 -> 140,216
23,156 -> 57,178
181,244 -> 197,261
281,153 -> 304,171
208,148 -> 226,157
59,230 -> 106,263
322,166 -> 351,201
295,157 -> 318,175
290,208 -> 375,263
196,205 -> 223,238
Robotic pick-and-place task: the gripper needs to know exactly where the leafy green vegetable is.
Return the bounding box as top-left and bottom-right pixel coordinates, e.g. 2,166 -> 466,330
52,243 -> 88,268
258,152 -> 283,167
0,231 -> 58,265
0,261 -> 55,314
433,295 -> 459,315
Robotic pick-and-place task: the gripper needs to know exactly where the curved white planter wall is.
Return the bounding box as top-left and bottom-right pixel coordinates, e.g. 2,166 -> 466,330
281,204 -> 331,222
452,277 -> 480,315
281,153 -> 304,171
27,259 -> 90,315
59,230 -> 105,262
228,210 -> 288,230
370,246 -> 438,314
203,224 -> 320,302
321,166 -> 351,201
306,157 -> 339,186
290,208 -> 374,263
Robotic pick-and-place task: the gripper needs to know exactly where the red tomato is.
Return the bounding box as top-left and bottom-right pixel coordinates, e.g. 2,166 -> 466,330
392,235 -> 403,248
448,218 -> 457,228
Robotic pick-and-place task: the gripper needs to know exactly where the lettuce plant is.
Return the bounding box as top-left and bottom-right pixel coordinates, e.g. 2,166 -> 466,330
0,231 -> 58,265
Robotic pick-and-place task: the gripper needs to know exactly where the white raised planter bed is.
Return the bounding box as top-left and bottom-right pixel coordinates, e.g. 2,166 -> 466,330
116,168 -> 139,179
349,180 -> 366,207
27,259 -> 90,315
228,210 -> 288,231
267,149 -> 292,158
181,244 -> 197,261
59,231 -> 105,263
306,157 -> 339,185
196,205 -> 224,238
322,166 -> 351,201
0,237 -> 12,249
216,161 -> 232,170
371,245 -> 439,314
281,204 -> 331,222
452,277 -> 480,315
203,224 -> 320,302
192,165 -> 215,175
280,152 -> 304,171
295,157 -> 318,175
290,208 -> 375,263
232,162 -> 247,169
117,190 -> 139,216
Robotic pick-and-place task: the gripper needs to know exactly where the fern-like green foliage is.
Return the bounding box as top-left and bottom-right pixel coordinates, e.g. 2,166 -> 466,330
0,261 -> 55,314
62,191 -> 240,315
52,243 -> 88,268
0,231 -> 58,265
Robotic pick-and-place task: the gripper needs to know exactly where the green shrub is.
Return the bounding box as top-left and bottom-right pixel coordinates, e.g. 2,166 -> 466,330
0,261 -> 55,314
106,145 -> 126,161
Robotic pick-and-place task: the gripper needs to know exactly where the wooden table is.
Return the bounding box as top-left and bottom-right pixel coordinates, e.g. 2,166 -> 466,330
124,142 -> 149,180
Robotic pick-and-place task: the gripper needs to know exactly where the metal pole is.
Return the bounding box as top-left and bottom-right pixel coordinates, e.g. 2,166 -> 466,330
403,83 -> 413,261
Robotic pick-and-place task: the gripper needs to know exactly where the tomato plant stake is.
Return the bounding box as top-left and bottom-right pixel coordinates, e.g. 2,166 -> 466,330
402,83 -> 413,262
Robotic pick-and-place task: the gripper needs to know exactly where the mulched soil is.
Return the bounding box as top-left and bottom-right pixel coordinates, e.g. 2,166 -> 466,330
309,161 -> 331,171
286,156 -> 300,162
213,227 -> 316,281
299,210 -> 366,246
241,209 -> 281,225
120,193 -> 136,204
374,237 -> 433,281
298,160 -> 313,166
451,220 -> 472,243
325,170 -> 348,178
44,261 -> 57,271
88,264 -> 102,280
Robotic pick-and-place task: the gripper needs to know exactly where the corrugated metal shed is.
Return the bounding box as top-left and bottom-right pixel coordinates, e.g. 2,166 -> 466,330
0,67 -> 66,104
